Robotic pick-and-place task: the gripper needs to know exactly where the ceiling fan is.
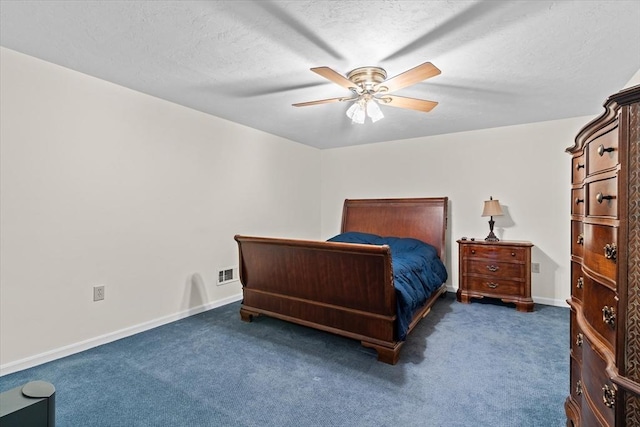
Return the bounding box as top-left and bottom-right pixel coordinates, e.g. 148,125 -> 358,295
292,62 -> 441,124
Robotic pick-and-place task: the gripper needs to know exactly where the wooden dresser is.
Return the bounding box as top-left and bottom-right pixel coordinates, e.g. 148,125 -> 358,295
565,85 -> 640,426
457,239 -> 534,312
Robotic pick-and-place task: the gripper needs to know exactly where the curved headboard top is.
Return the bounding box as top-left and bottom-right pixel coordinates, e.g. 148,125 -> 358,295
341,197 -> 448,262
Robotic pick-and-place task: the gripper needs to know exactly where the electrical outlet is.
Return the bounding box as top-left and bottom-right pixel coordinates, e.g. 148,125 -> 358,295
93,285 -> 105,301
532,263 -> 540,274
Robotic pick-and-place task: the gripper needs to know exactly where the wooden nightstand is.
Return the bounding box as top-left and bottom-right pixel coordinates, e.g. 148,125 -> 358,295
457,239 -> 534,312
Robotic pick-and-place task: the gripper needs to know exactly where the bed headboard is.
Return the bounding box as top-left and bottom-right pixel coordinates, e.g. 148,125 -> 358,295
341,197 -> 448,262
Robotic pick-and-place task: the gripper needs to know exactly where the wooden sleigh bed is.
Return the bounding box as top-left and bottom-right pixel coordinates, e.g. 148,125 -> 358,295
234,197 -> 449,364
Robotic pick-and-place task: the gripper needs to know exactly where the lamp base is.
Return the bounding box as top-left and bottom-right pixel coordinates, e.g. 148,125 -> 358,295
485,232 -> 500,242
485,218 -> 500,242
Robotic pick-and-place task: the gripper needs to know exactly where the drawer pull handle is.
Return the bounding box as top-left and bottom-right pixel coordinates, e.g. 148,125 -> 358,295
602,384 -> 616,408
574,197 -> 584,205
576,380 -> 583,396
597,144 -> 614,156
576,234 -> 584,245
471,249 -> 476,254
575,333 -> 583,347
511,252 -> 515,257
575,163 -> 585,170
576,277 -> 584,289
602,305 -> 616,327
486,282 -> 498,289
596,192 -> 614,204
604,243 -> 617,260
486,265 -> 499,272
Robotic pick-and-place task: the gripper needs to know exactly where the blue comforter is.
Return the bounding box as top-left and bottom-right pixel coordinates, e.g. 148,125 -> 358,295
327,232 -> 448,340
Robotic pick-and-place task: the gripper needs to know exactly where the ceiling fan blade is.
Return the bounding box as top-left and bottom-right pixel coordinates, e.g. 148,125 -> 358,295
380,95 -> 438,113
292,96 -> 351,107
310,67 -> 357,91
376,62 -> 441,93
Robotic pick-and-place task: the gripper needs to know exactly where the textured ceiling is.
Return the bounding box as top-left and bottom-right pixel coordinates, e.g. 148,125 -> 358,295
1,1 -> 639,149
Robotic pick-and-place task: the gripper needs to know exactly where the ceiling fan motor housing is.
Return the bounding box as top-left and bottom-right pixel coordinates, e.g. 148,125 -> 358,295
347,66 -> 387,91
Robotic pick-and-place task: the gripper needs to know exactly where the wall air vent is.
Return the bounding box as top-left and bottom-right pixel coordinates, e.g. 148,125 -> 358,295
217,266 -> 239,286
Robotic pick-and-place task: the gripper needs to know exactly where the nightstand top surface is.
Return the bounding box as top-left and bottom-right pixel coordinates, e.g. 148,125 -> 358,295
456,239 -> 533,247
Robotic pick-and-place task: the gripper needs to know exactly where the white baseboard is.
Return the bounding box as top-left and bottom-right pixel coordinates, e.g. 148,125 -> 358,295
0,293 -> 243,377
532,296 -> 569,308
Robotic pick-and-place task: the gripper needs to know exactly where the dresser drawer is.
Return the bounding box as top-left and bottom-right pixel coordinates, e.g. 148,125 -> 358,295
466,259 -> 523,278
582,338 -> 616,426
580,402 -> 602,427
571,261 -> 584,301
583,223 -> 617,284
570,355 -> 583,410
572,153 -> 586,184
587,176 -> 617,218
463,245 -> 525,262
587,127 -> 618,175
582,277 -> 617,351
465,276 -> 522,297
572,187 -> 585,216
571,221 -> 584,259
570,309 -> 584,363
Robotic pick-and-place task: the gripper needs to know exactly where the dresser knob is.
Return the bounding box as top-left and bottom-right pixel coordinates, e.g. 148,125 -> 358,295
511,252 -> 515,257
597,144 -> 614,156
486,265 -> 499,272
602,305 -> 616,327
575,163 -> 585,170
576,380 -> 583,396
574,197 -> 584,205
471,249 -> 475,254
576,277 -> 584,289
604,243 -> 617,260
575,333 -> 583,347
486,282 -> 498,289
596,192 -> 614,204
576,234 -> 584,245
602,384 -> 616,408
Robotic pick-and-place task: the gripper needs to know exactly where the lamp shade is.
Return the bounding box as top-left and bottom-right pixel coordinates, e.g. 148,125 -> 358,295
482,198 -> 503,217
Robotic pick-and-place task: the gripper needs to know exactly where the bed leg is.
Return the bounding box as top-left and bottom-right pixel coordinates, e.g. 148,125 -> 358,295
361,341 -> 402,365
239,307 -> 260,322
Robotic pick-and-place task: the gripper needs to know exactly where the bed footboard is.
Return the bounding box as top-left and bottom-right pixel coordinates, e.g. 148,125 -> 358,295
235,235 -> 399,349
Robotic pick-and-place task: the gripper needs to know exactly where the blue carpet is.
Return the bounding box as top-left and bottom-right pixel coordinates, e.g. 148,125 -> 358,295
0,293 -> 569,426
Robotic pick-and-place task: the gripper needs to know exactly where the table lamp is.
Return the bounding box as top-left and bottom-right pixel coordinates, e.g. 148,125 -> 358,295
482,196 -> 504,242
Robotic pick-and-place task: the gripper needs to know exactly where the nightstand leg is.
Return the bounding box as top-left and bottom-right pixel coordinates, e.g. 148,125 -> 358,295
456,289 -> 471,304
515,301 -> 534,312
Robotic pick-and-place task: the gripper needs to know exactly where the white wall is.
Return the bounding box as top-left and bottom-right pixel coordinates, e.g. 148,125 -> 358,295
0,48 -> 321,373
320,117 -> 593,306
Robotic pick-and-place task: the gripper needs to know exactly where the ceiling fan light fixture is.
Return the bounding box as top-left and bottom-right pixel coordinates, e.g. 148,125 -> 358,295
346,101 -> 366,124
367,100 -> 384,123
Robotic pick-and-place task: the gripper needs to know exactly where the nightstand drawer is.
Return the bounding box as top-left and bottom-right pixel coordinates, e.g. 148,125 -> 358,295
463,245 -> 526,262
465,276 -> 522,296
466,260 -> 523,278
